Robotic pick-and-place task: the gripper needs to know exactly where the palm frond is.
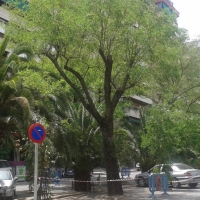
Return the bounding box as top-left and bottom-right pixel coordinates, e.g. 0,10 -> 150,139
4,53 -> 19,67
0,36 -> 9,62
12,44 -> 33,61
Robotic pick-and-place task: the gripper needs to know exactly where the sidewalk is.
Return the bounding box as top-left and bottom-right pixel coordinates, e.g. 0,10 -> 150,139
16,181 -> 200,200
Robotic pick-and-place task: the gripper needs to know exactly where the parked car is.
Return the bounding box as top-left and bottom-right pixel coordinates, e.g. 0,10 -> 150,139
134,163 -> 200,188
92,168 -> 107,176
0,169 -> 18,199
64,169 -> 74,178
0,160 -> 12,171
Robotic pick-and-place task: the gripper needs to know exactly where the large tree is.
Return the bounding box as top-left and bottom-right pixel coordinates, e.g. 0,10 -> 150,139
141,39 -> 200,168
5,0 -> 182,195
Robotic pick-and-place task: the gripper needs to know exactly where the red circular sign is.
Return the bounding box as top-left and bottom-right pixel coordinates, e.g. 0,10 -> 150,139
28,123 -> 46,144
155,176 -> 162,191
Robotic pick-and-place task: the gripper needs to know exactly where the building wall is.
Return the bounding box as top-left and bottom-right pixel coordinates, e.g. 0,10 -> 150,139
0,6 -> 9,40
123,96 -> 153,121
0,6 -> 9,21
155,0 -> 179,17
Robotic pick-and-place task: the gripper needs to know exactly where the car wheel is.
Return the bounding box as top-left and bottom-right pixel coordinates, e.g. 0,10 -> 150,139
171,178 -> 181,188
188,183 -> 198,188
138,177 -> 146,187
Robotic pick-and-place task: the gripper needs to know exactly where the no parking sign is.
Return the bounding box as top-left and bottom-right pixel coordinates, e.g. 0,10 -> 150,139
28,123 -> 46,200
28,123 -> 46,143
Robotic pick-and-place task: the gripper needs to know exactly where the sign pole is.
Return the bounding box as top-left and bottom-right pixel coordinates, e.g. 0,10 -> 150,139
34,143 -> 38,200
28,123 -> 46,200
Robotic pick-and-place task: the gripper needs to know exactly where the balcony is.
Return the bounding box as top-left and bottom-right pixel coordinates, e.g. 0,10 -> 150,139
155,0 -> 173,6
155,0 -> 179,17
124,107 -> 140,119
0,0 -> 28,10
0,7 -> 9,22
0,0 -> 5,6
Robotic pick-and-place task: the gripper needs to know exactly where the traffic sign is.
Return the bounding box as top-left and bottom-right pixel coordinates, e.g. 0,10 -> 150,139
28,123 -> 46,144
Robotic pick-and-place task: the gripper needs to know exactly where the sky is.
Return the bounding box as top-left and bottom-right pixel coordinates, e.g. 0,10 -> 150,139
172,0 -> 200,40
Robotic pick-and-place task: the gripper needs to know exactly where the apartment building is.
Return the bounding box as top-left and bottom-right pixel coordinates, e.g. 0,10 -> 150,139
0,1 -> 9,40
123,96 -> 152,124
155,0 -> 179,17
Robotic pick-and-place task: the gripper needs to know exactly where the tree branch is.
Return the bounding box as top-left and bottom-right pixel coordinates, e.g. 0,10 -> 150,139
169,84 -> 200,105
186,95 -> 200,113
99,48 -> 113,117
46,54 -> 102,122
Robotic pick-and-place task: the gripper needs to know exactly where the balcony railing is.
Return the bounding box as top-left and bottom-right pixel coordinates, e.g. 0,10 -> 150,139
155,0 -> 173,6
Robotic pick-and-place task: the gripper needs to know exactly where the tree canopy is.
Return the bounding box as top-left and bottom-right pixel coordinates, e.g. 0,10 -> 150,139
4,0 -> 189,195
0,36 -> 32,156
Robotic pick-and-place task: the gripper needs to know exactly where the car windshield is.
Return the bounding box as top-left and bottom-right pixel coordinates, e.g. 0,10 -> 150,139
173,164 -> 193,171
0,171 -> 12,180
0,161 -> 9,168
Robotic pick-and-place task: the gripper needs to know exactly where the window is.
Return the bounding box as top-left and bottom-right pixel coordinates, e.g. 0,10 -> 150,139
0,171 -> 12,180
162,165 -> 173,173
0,161 -> 9,168
0,17 -> 8,24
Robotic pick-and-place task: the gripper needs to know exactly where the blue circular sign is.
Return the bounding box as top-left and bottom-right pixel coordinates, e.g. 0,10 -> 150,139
28,123 -> 46,144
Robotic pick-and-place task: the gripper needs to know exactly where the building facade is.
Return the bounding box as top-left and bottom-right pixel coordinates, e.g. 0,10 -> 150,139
155,0 -> 179,17
0,1 -> 9,40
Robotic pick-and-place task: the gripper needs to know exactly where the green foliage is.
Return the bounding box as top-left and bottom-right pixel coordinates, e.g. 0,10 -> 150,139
5,0 -> 181,105
23,138 -> 55,182
0,36 -> 32,152
113,127 -> 135,167
151,166 -> 160,174
141,105 -> 176,163
149,40 -> 200,107
59,102 -> 104,172
137,104 -> 200,170
0,146 -> 11,159
4,0 -> 193,195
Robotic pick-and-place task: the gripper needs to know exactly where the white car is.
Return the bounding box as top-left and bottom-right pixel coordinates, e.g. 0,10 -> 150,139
135,163 -> 200,188
0,169 -> 18,199
0,160 -> 12,171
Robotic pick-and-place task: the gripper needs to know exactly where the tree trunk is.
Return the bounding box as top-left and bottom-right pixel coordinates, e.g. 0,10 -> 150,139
74,171 -> 91,192
101,125 -> 123,196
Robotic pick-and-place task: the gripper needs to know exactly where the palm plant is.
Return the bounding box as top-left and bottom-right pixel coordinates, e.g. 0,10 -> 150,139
51,100 -> 103,191
0,36 -> 32,156
113,125 -> 136,168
